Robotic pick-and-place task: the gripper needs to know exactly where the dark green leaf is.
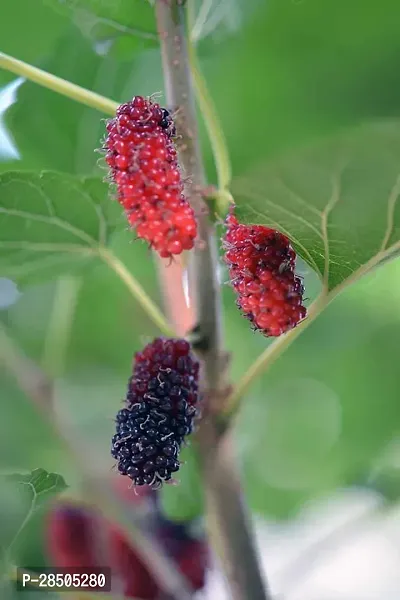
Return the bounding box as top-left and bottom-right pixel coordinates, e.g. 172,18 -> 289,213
0,171 -> 120,283
232,120 -> 400,290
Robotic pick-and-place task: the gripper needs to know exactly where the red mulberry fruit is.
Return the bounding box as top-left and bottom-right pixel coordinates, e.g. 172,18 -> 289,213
46,504 -> 99,569
108,525 -> 160,599
104,96 -> 197,258
223,210 -> 307,337
47,491 -> 209,598
111,338 -> 199,488
156,518 -> 209,592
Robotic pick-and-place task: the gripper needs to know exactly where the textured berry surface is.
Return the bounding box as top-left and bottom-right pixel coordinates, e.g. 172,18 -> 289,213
111,338 -> 199,488
223,210 -> 307,336
47,489 -> 209,599
104,96 -> 197,258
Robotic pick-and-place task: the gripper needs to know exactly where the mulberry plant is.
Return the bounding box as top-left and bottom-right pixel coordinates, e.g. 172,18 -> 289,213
2,2 -> 390,600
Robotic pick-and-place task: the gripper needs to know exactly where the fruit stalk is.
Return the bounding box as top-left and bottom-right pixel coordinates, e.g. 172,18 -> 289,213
0,52 -> 118,115
155,2 -> 271,599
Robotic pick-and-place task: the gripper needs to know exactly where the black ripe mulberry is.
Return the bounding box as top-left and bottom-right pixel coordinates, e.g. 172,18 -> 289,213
111,338 -> 199,488
104,96 -> 197,258
223,209 -> 307,337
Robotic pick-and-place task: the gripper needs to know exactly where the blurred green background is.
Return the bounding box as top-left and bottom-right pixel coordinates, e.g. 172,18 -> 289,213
1,0 -> 400,592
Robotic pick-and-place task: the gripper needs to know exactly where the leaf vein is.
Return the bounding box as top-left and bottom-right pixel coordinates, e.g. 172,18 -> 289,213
0,207 -> 98,246
379,173 -> 400,252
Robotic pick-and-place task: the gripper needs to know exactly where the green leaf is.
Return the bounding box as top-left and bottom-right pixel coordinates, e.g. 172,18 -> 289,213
6,469 -> 67,508
0,0 -> 67,86
0,171 -> 119,283
201,0 -> 400,179
0,469 -> 67,556
4,29 -> 117,173
2,25 -> 151,174
44,0 -> 157,57
232,120 -> 400,291
160,445 -> 203,522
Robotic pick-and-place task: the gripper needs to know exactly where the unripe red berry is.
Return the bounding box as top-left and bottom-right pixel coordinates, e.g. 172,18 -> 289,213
223,209 -> 307,336
104,96 -> 197,258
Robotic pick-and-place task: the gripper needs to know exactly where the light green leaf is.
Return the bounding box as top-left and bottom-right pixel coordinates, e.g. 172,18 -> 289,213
233,120 -> 400,292
0,469 -> 67,556
0,171 -> 120,283
6,469 -> 67,508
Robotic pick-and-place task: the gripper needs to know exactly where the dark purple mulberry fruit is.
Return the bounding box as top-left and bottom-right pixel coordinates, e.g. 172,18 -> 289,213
112,338 -> 200,488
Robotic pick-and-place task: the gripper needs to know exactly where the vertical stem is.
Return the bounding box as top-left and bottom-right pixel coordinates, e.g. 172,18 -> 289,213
156,0 -> 223,377
155,2 -> 270,599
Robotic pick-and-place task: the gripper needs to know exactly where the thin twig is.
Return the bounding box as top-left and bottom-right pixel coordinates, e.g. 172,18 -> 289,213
98,246 -> 175,336
0,52 -> 118,115
187,14 -> 232,191
223,293 -> 328,417
189,49 -> 231,191
155,2 -> 270,599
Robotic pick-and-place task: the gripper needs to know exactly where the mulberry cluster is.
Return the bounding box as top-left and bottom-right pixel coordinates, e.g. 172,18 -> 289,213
223,210 -> 307,337
111,338 -> 199,488
104,96 -> 197,258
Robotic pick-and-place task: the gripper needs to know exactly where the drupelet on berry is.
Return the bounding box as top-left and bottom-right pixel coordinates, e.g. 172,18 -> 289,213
223,210 -> 307,337
104,96 -> 197,258
111,338 -> 199,488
